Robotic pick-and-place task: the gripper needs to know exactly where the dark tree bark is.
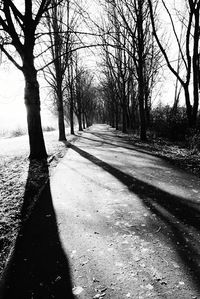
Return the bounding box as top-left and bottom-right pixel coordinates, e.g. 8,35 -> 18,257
57,85 -> 66,141
23,67 -> 47,159
78,113 -> 83,131
67,55 -> 75,135
82,114 -> 86,129
69,87 -> 75,135
76,87 -> 83,131
122,98 -> 127,133
115,98 -> 119,130
23,65 -> 47,159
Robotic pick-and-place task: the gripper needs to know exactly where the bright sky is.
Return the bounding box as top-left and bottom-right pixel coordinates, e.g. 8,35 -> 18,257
0,66 -> 26,132
0,0 -> 185,135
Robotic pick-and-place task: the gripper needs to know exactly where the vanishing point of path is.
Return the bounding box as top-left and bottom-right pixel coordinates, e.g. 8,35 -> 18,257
51,124 -> 200,299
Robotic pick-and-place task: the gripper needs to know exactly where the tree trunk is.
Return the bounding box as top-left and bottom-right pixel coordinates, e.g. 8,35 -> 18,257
78,112 -> 83,131
69,60 -> 75,135
192,4 -> 200,128
145,92 -> 150,128
122,100 -> 127,133
138,58 -> 147,140
84,114 -> 88,127
184,85 -> 193,128
137,0 -> 147,141
139,92 -> 147,141
23,70 -> 47,160
77,93 -> 83,131
82,113 -> 86,129
70,95 -> 74,135
57,87 -> 66,141
111,100 -> 115,128
115,100 -> 119,130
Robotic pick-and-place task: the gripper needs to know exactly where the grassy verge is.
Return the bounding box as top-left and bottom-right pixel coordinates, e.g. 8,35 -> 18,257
114,129 -> 200,177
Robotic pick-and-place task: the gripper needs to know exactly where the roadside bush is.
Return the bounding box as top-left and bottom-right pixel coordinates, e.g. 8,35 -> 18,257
151,104 -> 188,141
10,127 -> 27,137
42,126 -> 56,132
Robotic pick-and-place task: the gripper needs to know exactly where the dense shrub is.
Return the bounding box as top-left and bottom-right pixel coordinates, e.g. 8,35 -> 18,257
10,127 -> 27,137
151,104 -> 188,141
42,126 -> 56,132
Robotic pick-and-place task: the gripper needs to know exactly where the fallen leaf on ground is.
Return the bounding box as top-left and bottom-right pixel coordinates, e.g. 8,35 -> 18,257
115,262 -> 124,267
99,287 -> 107,292
192,189 -> 198,193
93,293 -> 106,298
72,286 -> 84,295
151,267 -> 163,281
141,248 -> 149,254
81,260 -> 88,266
161,281 -> 167,285
122,240 -> 129,245
55,276 -> 61,282
146,284 -> 154,290
172,262 -> 180,269
179,281 -> 185,285
93,277 -> 100,283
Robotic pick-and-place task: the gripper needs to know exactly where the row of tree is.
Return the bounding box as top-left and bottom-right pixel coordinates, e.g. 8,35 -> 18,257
43,1 -> 96,140
95,0 -> 200,140
0,0 -> 97,159
96,0 -> 160,140
0,1 -> 200,158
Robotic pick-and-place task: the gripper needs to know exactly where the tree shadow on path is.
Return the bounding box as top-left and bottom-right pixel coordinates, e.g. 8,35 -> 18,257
75,132 -> 177,164
0,160 -> 74,299
68,142 -> 200,293
75,133 -> 154,156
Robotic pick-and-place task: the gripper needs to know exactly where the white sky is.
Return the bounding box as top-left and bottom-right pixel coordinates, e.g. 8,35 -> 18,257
0,66 -> 25,132
0,64 -> 58,133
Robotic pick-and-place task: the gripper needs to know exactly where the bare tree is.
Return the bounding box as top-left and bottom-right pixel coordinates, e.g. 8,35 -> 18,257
67,53 -> 97,131
43,0 -> 83,139
0,1 -> 53,159
43,0 -> 96,137
148,0 -> 200,128
43,0 -> 69,140
67,54 -> 75,134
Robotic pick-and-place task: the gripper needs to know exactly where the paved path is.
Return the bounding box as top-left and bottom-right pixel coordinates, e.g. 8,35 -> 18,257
50,124 -> 200,299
